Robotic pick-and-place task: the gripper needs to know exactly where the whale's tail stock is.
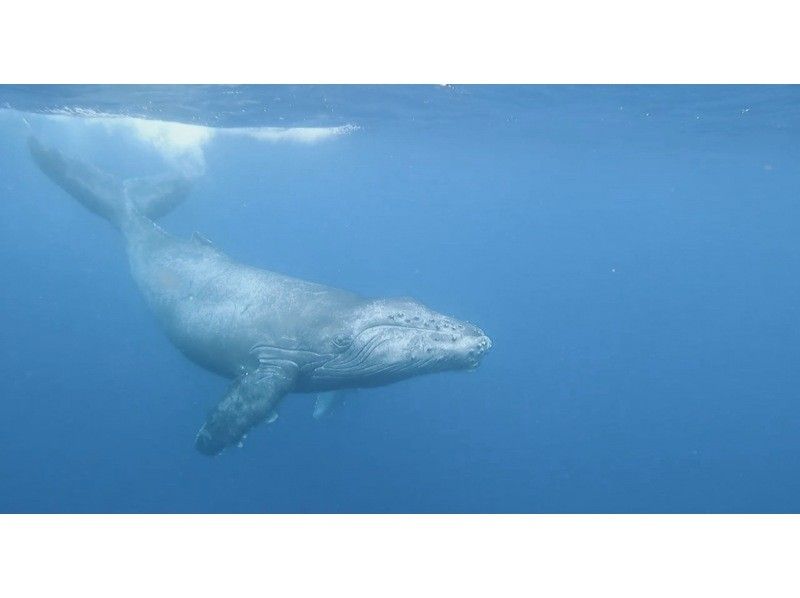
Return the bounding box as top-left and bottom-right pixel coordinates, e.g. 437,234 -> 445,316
28,137 -> 193,230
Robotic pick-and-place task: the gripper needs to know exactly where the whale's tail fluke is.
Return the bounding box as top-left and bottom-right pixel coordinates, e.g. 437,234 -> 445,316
29,137 -> 193,230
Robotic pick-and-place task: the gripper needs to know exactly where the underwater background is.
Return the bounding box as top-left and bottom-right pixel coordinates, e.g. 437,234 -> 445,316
0,85 -> 799,513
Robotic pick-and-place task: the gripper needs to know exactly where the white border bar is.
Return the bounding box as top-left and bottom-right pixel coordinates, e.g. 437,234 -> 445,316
1,515 -> 798,597
1,1 -> 798,83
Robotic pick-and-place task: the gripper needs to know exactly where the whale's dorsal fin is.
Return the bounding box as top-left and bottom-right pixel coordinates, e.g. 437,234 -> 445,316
195,361 -> 297,456
192,231 -> 215,248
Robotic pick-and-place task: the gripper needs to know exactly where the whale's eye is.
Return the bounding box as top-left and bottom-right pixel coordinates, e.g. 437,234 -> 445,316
332,334 -> 353,350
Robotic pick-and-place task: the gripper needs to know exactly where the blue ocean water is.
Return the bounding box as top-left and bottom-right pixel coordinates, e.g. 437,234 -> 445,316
1,85 -> 799,513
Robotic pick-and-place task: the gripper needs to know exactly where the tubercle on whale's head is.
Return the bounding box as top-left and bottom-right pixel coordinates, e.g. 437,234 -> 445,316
314,297 -> 492,385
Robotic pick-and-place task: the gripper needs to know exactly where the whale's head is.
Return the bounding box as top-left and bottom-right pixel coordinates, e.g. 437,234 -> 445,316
314,297 -> 492,386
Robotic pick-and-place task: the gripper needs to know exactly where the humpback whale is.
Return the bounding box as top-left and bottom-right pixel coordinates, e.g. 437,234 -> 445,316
30,138 -> 492,455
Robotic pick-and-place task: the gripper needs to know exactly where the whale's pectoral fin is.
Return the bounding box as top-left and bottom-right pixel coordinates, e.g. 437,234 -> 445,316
313,390 -> 350,420
194,362 -> 297,456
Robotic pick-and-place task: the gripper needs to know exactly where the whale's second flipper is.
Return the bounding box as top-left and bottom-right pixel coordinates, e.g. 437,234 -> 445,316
29,137 -> 193,229
195,362 -> 297,456
313,390 -> 356,419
